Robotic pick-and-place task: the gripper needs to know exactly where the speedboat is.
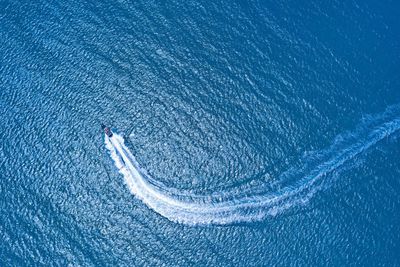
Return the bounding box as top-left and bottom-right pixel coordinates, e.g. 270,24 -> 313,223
101,124 -> 113,137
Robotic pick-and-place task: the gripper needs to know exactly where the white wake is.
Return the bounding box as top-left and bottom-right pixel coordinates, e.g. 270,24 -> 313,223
105,104 -> 400,225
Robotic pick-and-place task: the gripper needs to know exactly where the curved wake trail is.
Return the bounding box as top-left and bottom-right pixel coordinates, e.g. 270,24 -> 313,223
105,105 -> 400,225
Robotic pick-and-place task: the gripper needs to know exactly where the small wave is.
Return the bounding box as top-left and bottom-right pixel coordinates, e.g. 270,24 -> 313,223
105,104 -> 400,225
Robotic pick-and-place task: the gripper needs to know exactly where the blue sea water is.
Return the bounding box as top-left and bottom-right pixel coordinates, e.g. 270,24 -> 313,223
1,0 -> 400,265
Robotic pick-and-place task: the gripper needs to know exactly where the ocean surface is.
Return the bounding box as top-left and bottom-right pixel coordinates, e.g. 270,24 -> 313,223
1,0 -> 400,265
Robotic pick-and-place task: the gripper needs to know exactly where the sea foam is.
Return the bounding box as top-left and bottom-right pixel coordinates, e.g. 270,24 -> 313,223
105,104 -> 400,225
